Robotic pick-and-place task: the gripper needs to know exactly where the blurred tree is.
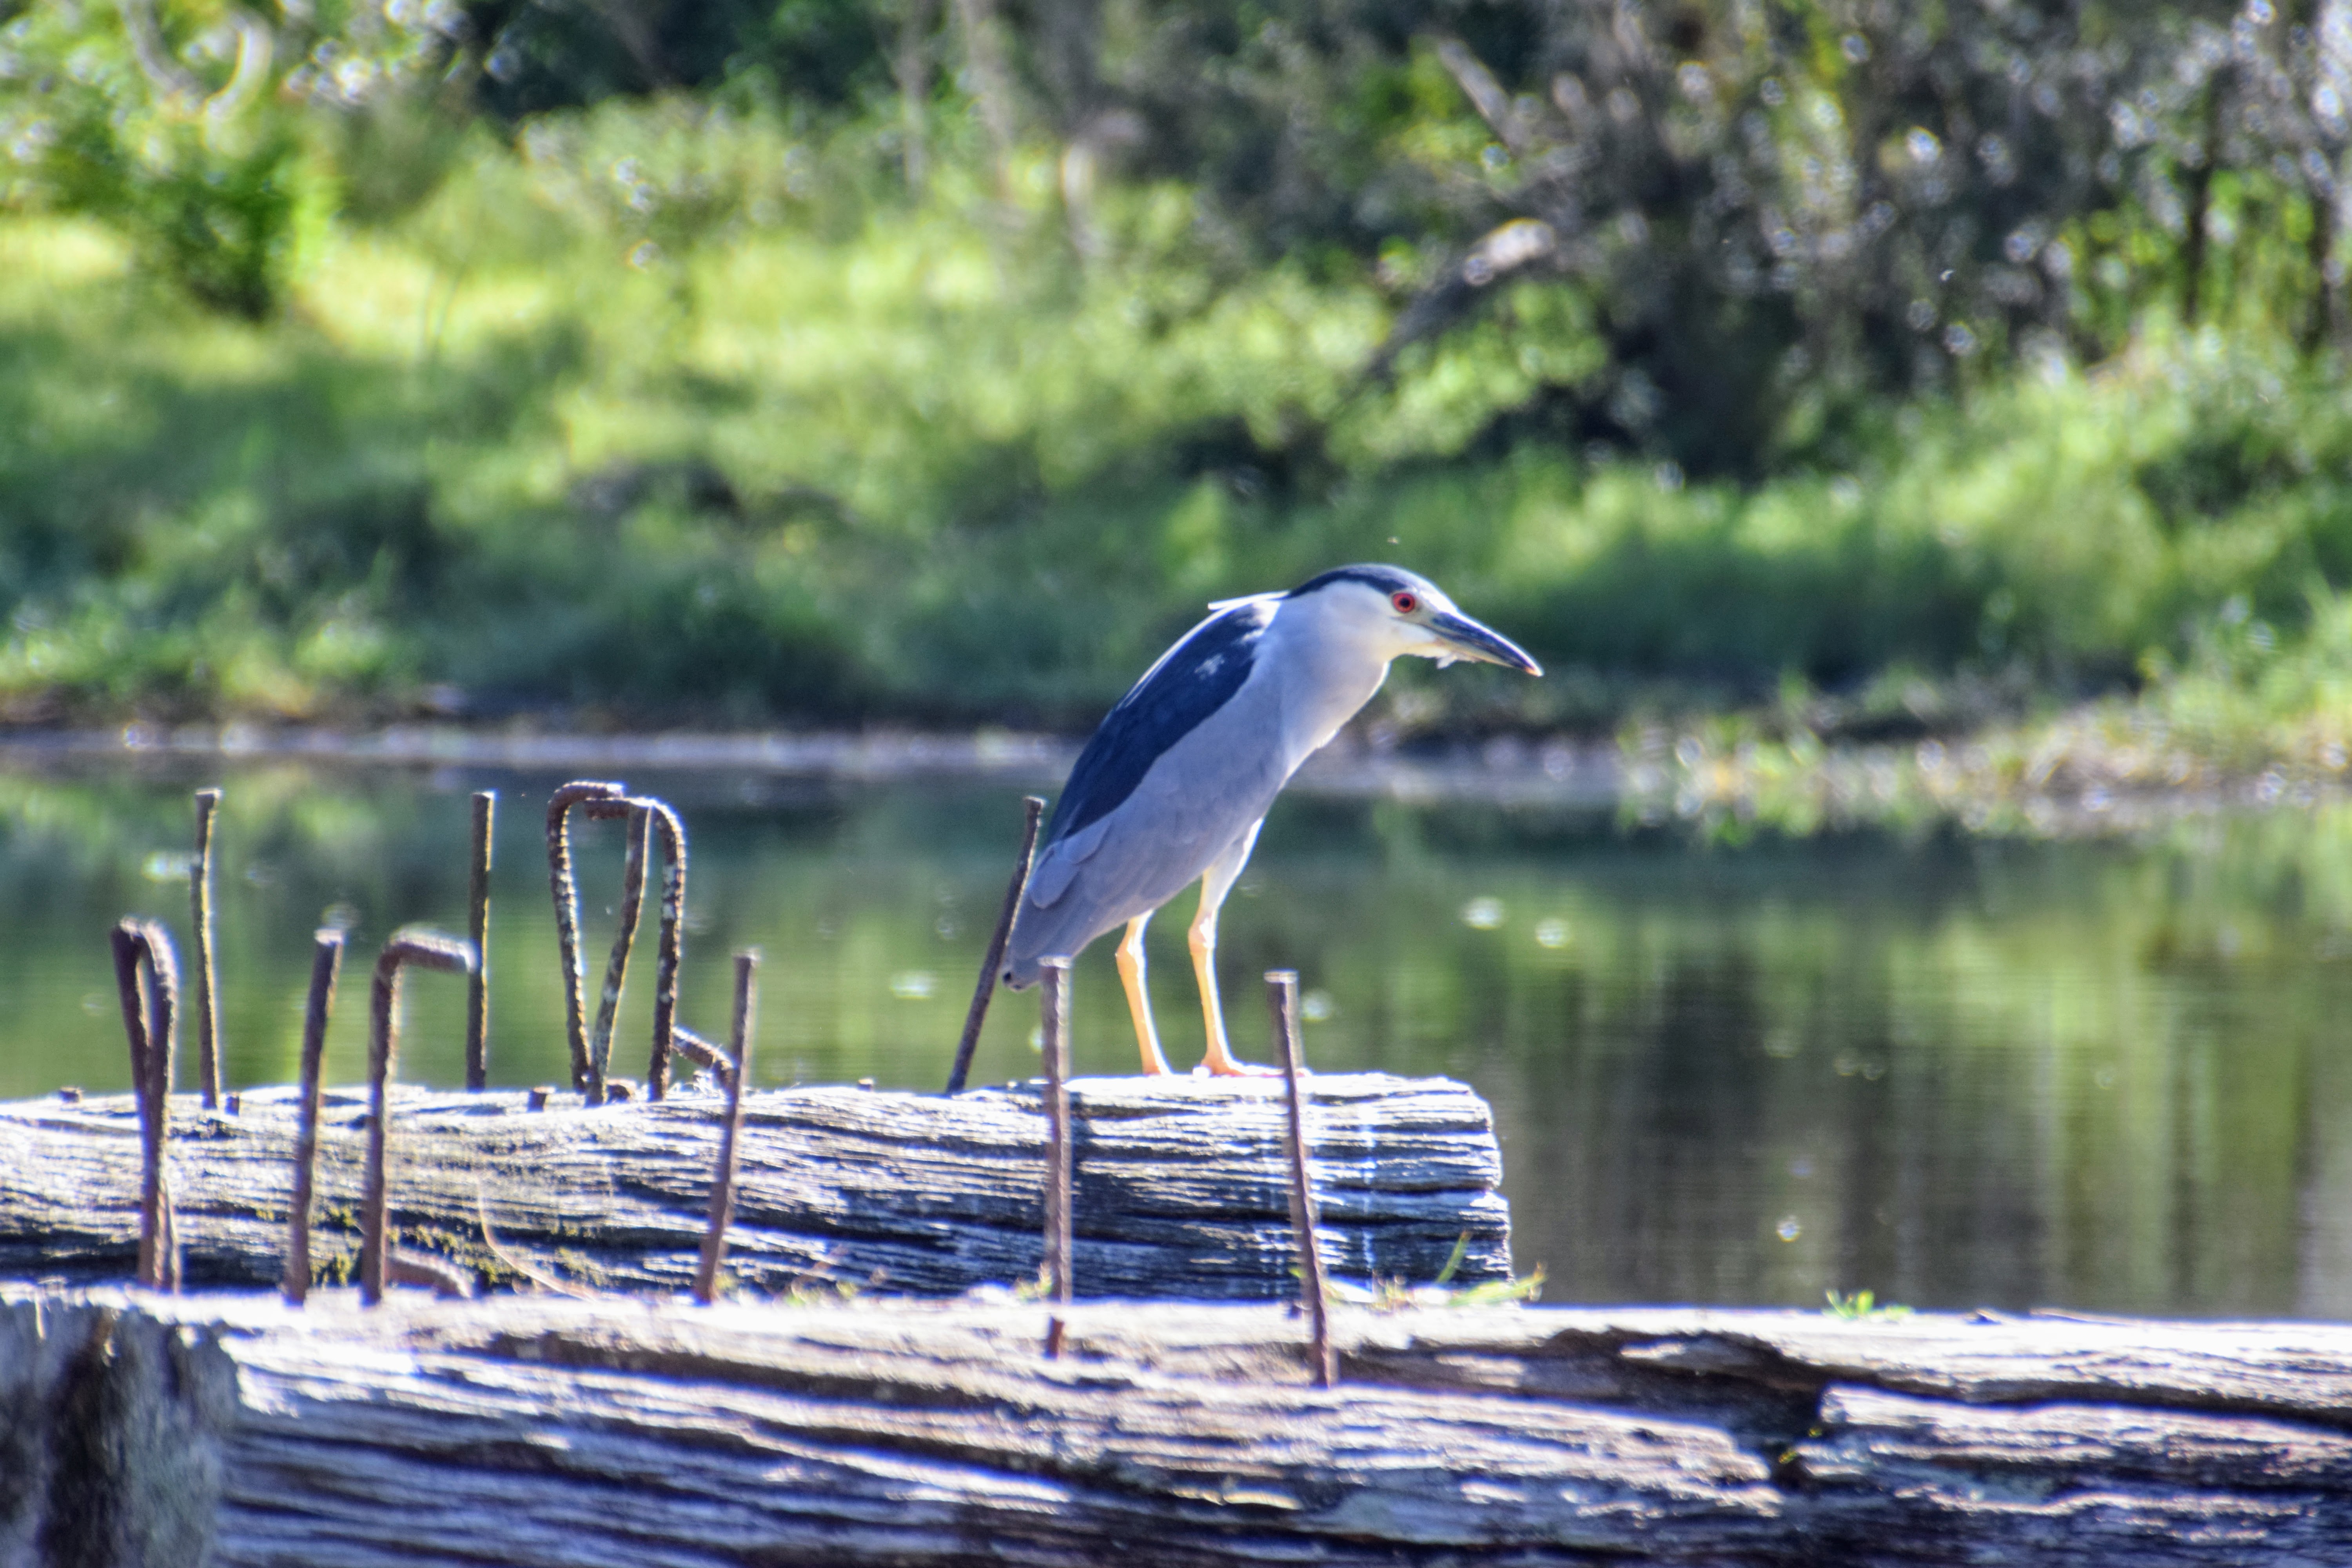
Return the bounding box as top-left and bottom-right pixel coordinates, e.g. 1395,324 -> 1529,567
4,0 -> 2347,477
1100,0 -> 2351,477
1,1 -> 303,318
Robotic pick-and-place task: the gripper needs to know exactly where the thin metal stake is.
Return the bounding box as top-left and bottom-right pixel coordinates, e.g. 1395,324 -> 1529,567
695,950 -> 760,1305
110,919 -> 181,1291
140,931 -> 181,1290
641,800 -> 688,1101
947,795 -> 1046,1096
360,929 -> 478,1308
546,780 -> 625,1093
284,928 -> 345,1305
1267,969 -> 1335,1387
465,791 -> 495,1091
190,788 -> 223,1109
1040,955 -> 1073,1355
583,798 -> 651,1105
107,924 -> 154,1269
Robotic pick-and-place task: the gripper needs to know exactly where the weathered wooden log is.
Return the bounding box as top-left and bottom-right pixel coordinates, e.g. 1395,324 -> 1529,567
0,1074 -> 1511,1301
16,1289 -> 2352,1565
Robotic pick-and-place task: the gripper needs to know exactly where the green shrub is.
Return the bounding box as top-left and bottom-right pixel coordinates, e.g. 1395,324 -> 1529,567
1,5 -> 307,320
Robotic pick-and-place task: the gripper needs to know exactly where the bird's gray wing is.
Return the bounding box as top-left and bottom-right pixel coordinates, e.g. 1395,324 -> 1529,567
1025,599 -> 1278,911
1029,671 -> 1295,921
1005,638 -> 1299,982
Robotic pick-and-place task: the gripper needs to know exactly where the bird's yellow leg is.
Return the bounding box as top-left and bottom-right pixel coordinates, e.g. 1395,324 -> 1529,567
1115,915 -> 1174,1076
1190,828 -> 1276,1077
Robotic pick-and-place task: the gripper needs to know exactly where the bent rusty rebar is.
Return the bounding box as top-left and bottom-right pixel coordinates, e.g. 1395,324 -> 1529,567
190,787 -> 223,1109
638,798 -> 689,1101
383,1250 -> 474,1297
111,918 -> 182,1291
548,787 -> 688,1105
670,1025 -> 735,1091
360,929 -> 478,1308
581,797 -> 651,1106
694,950 -> 760,1306
546,780 -> 626,1093
1267,969 -> 1335,1388
1040,955 -> 1073,1355
946,795 -> 1046,1096
466,790 -> 495,1092
283,927 -> 345,1306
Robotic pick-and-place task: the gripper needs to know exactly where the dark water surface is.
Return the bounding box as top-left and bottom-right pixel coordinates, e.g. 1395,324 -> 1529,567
5,753 -> 2352,1318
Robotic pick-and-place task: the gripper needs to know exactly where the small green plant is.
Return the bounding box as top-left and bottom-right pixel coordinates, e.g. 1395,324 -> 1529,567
1368,1250 -> 1546,1310
777,1278 -> 862,1307
1823,1289 -> 1913,1322
1437,1267 -> 1546,1308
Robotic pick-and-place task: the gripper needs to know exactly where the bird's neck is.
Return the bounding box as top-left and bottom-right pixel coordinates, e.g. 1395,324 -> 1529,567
1265,598 -> 1395,767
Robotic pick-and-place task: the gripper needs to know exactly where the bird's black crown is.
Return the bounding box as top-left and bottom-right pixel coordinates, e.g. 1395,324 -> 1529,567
1287,563 -> 1430,599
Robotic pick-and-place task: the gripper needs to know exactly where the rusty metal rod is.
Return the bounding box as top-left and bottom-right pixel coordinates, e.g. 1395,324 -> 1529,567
190,787 -> 223,1109
110,918 -> 181,1291
1040,954 -> 1073,1355
1267,969 -> 1334,1387
114,924 -> 154,1285
383,1251 -> 473,1297
283,927 -> 345,1306
670,1025 -> 734,1092
947,795 -> 1046,1096
140,927 -> 181,1290
640,799 -> 688,1101
583,797 -> 651,1106
465,790 -> 495,1092
695,950 -> 760,1306
546,780 -> 625,1093
360,929 -> 478,1308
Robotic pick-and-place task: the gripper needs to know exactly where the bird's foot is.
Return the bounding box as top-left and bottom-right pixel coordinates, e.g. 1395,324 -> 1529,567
1193,1056 -> 1282,1078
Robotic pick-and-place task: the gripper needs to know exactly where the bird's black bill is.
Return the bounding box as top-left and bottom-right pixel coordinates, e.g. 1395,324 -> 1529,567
1430,611 -> 1543,676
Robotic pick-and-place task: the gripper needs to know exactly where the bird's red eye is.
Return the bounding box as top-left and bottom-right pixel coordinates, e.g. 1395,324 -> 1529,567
1391,591 -> 1418,614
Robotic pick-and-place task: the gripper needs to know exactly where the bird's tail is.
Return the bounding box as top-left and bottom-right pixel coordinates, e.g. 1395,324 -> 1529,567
999,897 -> 1104,991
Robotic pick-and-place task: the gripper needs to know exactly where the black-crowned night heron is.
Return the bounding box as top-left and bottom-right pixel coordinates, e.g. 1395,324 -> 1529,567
1002,564 -> 1541,1074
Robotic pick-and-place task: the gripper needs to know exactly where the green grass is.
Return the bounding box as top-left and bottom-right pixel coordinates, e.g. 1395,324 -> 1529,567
4,92 -> 2352,773
1822,1290 -> 1911,1322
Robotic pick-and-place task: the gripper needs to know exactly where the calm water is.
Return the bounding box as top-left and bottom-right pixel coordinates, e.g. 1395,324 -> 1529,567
5,752 -> 2352,1318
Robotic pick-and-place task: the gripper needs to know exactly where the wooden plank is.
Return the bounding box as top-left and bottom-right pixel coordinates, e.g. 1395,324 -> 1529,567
0,1074 -> 1511,1300
3,1290 -> 1787,1567
19,1290 -> 2352,1564
1348,1306 -> 2352,1428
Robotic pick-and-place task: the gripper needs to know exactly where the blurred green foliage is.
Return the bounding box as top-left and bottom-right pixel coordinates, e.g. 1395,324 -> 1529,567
0,0 -> 2349,762
0,1 -> 307,317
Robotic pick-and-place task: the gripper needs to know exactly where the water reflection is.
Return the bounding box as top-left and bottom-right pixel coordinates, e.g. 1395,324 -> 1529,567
2,754 -> 2350,1318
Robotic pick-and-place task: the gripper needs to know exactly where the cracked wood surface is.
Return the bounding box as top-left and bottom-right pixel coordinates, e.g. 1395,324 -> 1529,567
14,1290 -> 2352,1565
0,1074 -> 1509,1300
